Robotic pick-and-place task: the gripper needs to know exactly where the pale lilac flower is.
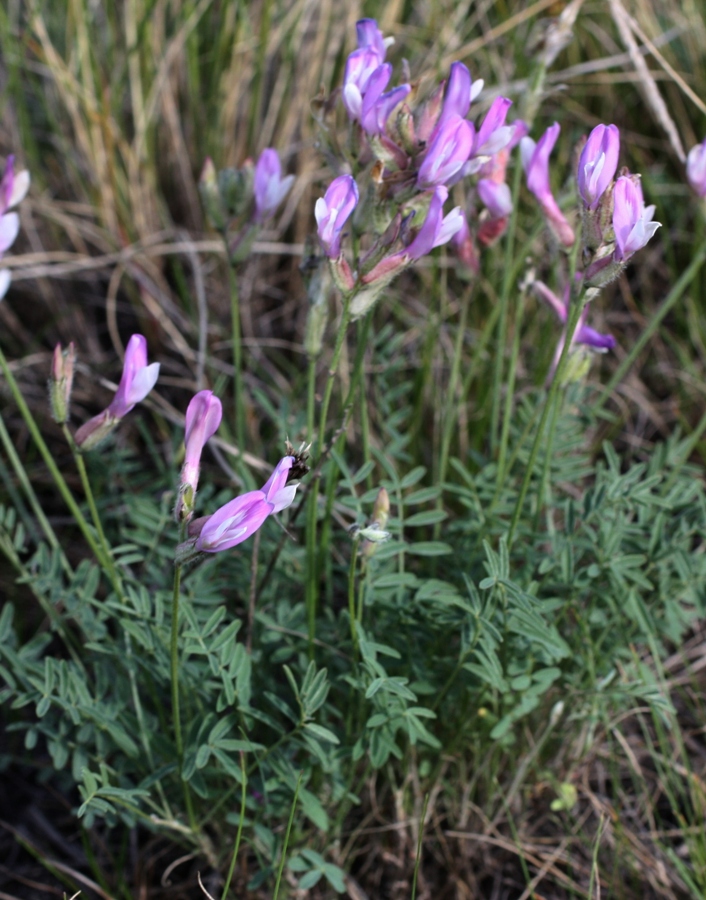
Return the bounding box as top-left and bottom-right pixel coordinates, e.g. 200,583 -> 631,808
0,156 -> 30,216
0,269 -> 10,300
520,123 -> 575,247
577,124 -> 620,209
474,97 -> 513,157
477,179 -> 512,219
253,149 -> 294,222
417,115 -> 475,188
107,335 -> 161,418
315,175 -> 359,258
342,48 -> 384,120
686,138 -> 706,197
0,213 -> 19,255
612,175 -> 660,261
533,280 -> 615,352
404,186 -> 464,259
360,65 -> 410,135
196,456 -> 297,553
181,391 -> 223,494
75,334 -> 160,448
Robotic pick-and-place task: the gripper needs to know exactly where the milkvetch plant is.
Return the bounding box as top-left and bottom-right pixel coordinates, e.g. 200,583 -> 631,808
0,7 -> 702,898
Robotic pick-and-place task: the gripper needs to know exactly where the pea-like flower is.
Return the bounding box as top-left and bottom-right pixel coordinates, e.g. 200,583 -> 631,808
477,179 -> 512,220
612,175 -> 660,261
253,149 -> 294,222
315,175 -> 359,258
195,456 -> 298,553
520,123 -> 575,247
473,97 -> 513,158
176,390 -> 223,522
686,138 -> 706,197
75,334 -> 160,449
404,186 -> 464,260
533,280 -> 615,352
0,155 -> 30,300
417,115 -> 475,188
577,124 -> 620,210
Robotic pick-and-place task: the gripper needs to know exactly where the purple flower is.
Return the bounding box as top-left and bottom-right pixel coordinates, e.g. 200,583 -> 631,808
612,175 -> 660,261
75,334 -> 160,448
405,186 -> 464,259
686,138 -> 706,197
577,124 -> 620,210
533,280 -> 616,352
195,456 -> 297,553
342,48 -> 384,119
107,335 -> 161,418
477,179 -> 512,219
356,18 -> 387,60
520,123 -> 575,247
359,65 -> 410,135
474,97 -> 513,157
253,149 -> 294,222
181,391 -> 223,494
433,62 -> 474,134
417,115 -> 475,188
0,212 -> 19,255
315,175 -> 359,258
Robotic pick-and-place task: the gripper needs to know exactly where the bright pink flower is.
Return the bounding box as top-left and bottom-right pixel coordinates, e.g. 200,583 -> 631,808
195,456 -> 297,553
577,124 -> 620,209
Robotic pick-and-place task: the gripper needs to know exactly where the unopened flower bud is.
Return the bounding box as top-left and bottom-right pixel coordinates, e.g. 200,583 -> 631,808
199,157 -> 226,231
330,254 -> 356,293
49,342 -> 75,424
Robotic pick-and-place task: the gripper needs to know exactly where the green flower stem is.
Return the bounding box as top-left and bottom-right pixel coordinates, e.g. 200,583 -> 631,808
532,380 -> 562,533
594,240 -> 706,415
348,535 -> 360,656
0,345 -> 105,567
306,356 -> 316,445
507,286 -> 586,547
305,293 -> 353,651
272,772 -> 302,900
220,752 -> 247,900
62,425 -> 122,593
495,280 -> 528,495
489,162 -> 523,454
224,243 -> 246,475
171,553 -> 197,832
0,410 -> 70,574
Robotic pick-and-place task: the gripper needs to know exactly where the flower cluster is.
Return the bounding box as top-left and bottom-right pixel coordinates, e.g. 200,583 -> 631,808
0,156 -> 30,300
311,19 -> 524,319
516,121 -> 660,362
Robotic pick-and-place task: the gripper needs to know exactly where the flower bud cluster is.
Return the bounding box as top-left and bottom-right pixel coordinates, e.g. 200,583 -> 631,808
311,19 -> 527,317
199,147 -> 293,263
518,121 -> 661,367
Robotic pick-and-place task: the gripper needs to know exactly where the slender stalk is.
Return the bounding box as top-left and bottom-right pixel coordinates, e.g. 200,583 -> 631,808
489,163 -> 523,454
438,285 -> 474,491
305,294 -> 352,650
220,753 -> 247,900
507,287 -> 586,547
532,380 -> 562,533
171,556 -> 197,831
62,426 -> 121,590
306,356 -> 316,445
348,536 -> 360,656
594,240 -> 706,414
224,246 -> 246,472
0,410 -> 70,573
495,280 -> 527,493
0,346 -> 105,566
411,793 -> 430,900
272,773 -> 302,900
